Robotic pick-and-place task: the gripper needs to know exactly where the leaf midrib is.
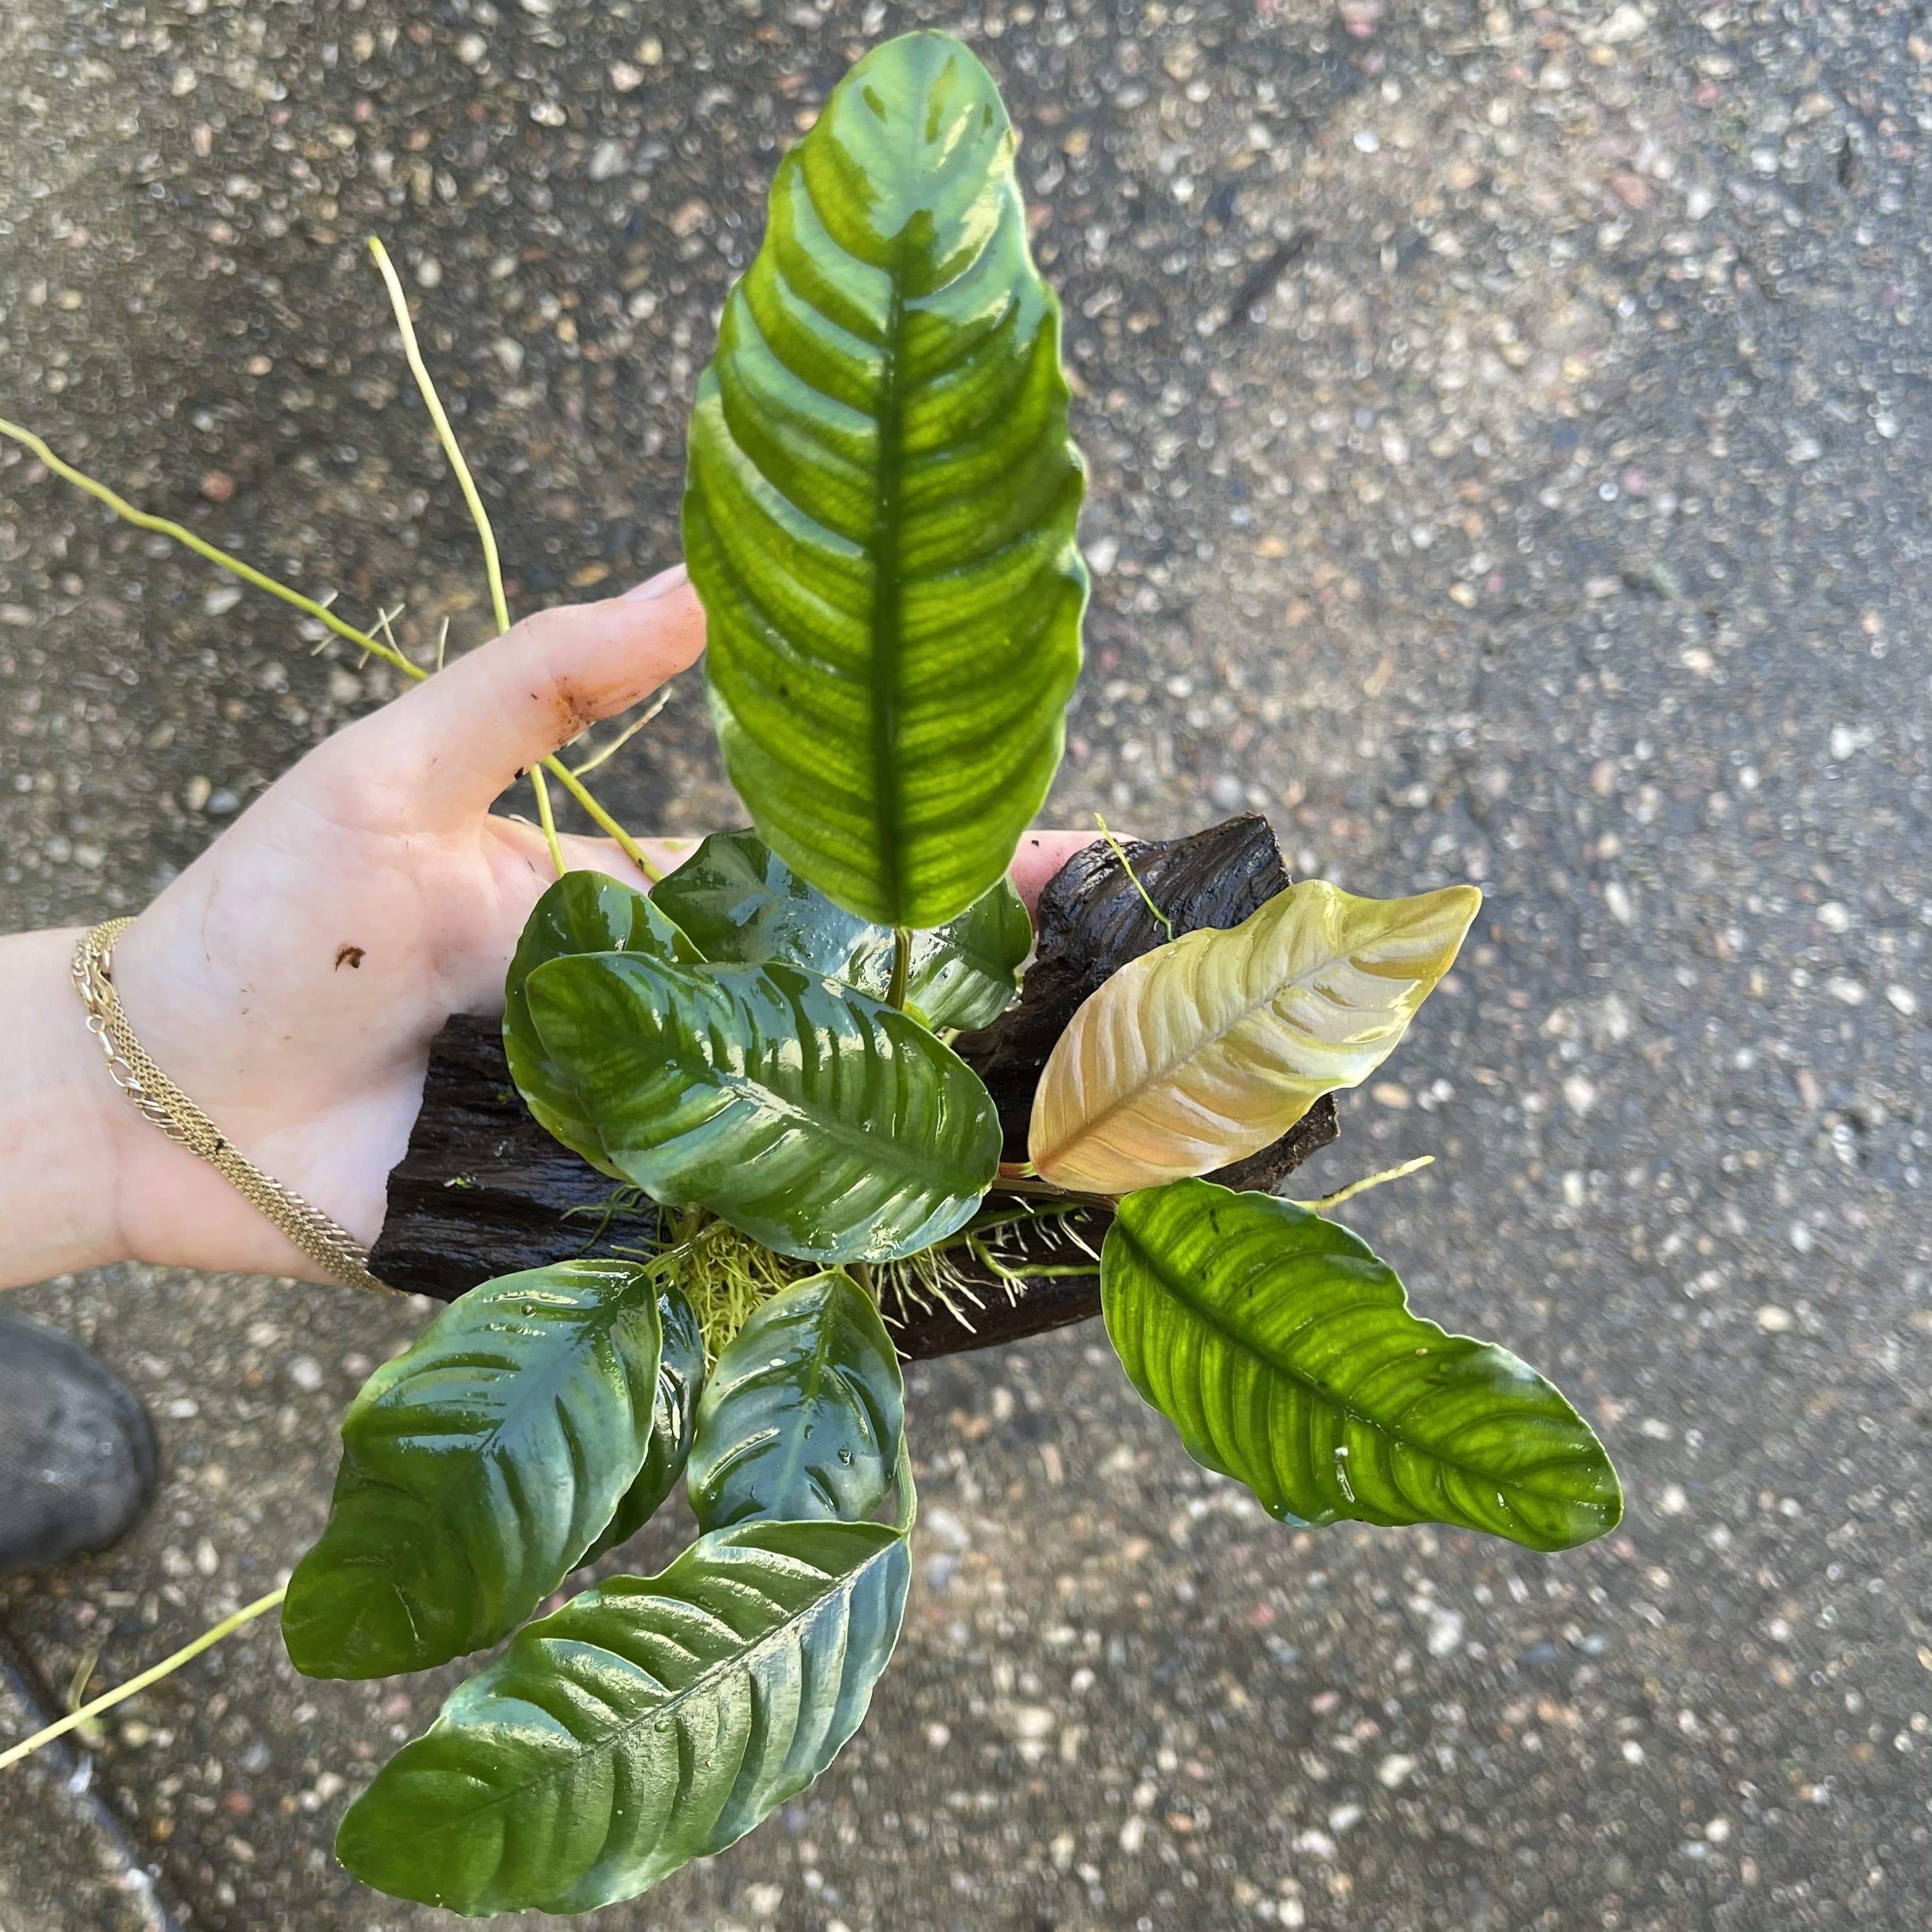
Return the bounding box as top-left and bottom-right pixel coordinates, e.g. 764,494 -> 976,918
1044,894 -> 1446,1168
702,1287 -> 880,1521
709,1066 -> 964,1184
1118,1213 -> 1586,1506
765,1290 -> 855,1512
351,1279 -> 653,1589
654,975 -> 982,1192
396,1531 -> 901,1861
868,273 -> 907,919
1042,898 -> 1339,1165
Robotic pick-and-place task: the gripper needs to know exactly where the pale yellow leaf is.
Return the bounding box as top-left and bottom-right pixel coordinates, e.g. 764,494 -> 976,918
1028,879 -> 1481,1192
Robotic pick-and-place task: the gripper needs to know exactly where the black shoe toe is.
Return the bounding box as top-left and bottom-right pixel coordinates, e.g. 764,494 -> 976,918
0,1317 -> 159,1575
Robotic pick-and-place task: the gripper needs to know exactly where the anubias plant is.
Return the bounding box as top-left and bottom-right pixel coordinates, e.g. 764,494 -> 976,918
269,32 -> 1623,1917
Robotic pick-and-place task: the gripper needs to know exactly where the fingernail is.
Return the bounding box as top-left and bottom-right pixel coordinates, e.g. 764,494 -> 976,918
623,562 -> 689,602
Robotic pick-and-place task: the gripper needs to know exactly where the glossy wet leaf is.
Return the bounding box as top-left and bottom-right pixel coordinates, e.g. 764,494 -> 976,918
524,951 -> 1000,1262
688,1271 -> 905,1531
283,1261 -> 663,1679
653,829 -> 1029,1027
335,1518 -> 911,1915
504,870 -> 700,1173
1031,878 -> 1481,1192
1102,1181 -> 1622,1552
907,873 -> 1031,1029
685,31 -> 1088,929
581,1287 -> 705,1564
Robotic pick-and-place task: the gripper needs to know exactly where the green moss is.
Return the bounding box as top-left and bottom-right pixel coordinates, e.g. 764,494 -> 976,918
647,1219 -> 806,1363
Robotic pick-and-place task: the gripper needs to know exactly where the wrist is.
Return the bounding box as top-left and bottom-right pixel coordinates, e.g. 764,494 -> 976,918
90,911 -> 335,1283
0,926 -> 139,1286
0,919 -> 333,1289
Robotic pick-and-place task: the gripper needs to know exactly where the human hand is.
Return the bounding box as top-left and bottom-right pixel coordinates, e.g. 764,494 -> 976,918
17,569 -> 1093,1285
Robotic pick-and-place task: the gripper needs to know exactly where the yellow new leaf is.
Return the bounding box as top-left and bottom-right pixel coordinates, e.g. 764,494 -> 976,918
1028,879 -> 1481,1192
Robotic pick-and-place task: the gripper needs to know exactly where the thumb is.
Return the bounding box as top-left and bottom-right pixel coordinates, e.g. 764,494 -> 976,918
1008,830 -> 1100,912
323,565 -> 705,823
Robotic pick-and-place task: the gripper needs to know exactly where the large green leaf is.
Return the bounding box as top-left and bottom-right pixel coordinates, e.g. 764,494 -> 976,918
1031,878 -> 1481,1192
1102,1181 -> 1621,1553
683,30 -> 1088,929
524,951 -> 1000,1262
283,1261 -> 664,1680
504,870 -> 700,1173
653,828 -> 1030,1027
581,1287 -> 705,1565
688,1271 -> 905,1532
335,1518 -> 912,1915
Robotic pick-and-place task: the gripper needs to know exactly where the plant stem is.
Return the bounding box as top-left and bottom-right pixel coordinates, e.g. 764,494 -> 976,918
989,1171 -> 1118,1206
960,1197 -> 1092,1236
544,758 -> 663,882
887,927 -> 912,1009
1293,1153 -> 1434,1212
0,1586 -> 287,1774
530,760 -> 565,871
968,1233 -> 1097,1291
367,236 -> 574,876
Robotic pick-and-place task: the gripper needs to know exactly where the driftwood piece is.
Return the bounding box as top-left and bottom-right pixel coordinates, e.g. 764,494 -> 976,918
368,818 -> 1338,1357
368,1013 -> 659,1295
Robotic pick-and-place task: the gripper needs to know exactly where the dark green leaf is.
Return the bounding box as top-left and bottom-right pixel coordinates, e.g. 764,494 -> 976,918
1102,1181 -> 1622,1553
282,1261 -> 663,1679
581,1287 -> 706,1564
504,870 -> 700,1172
335,1518 -> 911,1915
524,951 -> 1000,1262
651,828 -> 868,983
684,30 -> 1088,929
688,1271 -> 905,1531
654,829 -> 1029,1029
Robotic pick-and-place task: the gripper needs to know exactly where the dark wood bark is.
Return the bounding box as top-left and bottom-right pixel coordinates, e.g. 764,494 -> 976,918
368,818 -> 1340,1358
369,1013 -> 659,1293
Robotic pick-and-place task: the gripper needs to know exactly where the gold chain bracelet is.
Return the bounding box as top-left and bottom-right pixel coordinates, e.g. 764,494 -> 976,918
71,917 -> 392,1295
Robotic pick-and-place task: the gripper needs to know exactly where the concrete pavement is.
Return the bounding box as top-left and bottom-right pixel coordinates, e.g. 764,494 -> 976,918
2,3 -> 1927,1928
